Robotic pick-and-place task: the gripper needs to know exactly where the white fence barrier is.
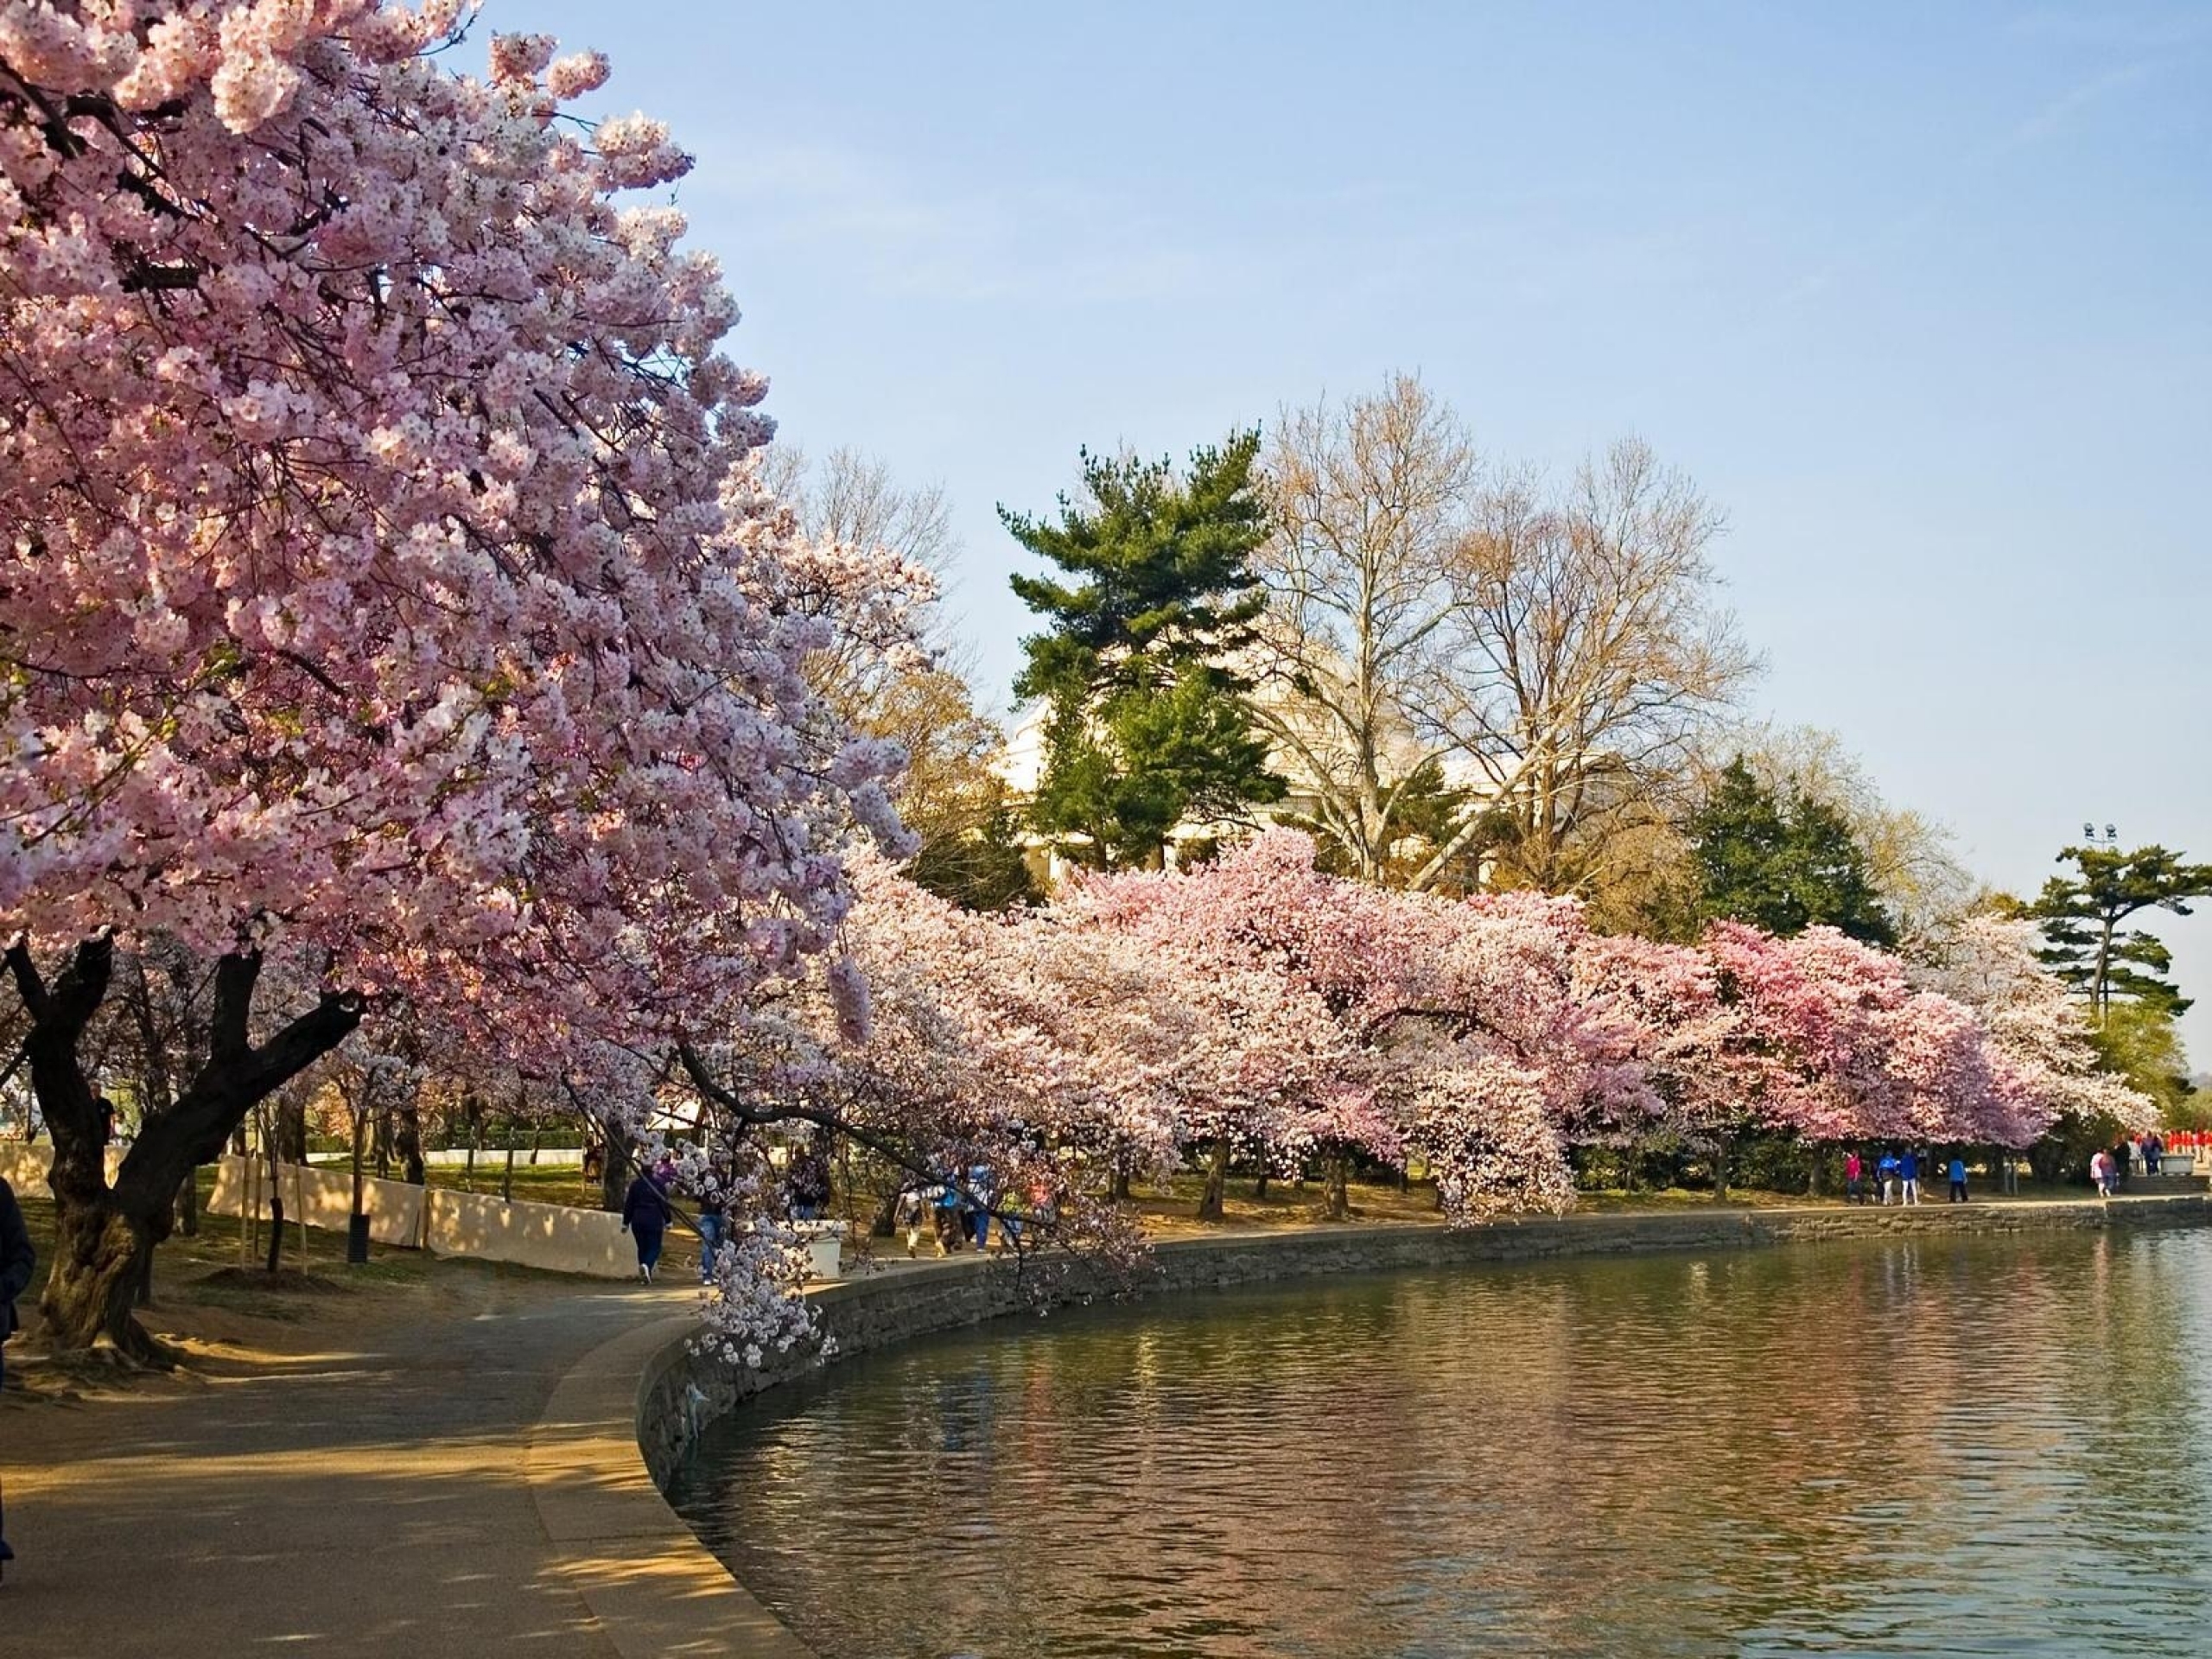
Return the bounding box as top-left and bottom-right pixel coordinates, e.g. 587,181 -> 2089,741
794,1221 -> 847,1281
208,1155 -> 426,1249
209,1155 -> 633,1278
0,1141 -> 121,1195
7,1143 -> 848,1282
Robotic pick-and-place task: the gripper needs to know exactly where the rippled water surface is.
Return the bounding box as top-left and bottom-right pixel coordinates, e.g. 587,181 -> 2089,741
670,1226 -> 2212,1657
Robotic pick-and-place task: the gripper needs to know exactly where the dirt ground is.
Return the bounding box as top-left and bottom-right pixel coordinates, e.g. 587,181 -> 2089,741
3,1190 -> 614,1409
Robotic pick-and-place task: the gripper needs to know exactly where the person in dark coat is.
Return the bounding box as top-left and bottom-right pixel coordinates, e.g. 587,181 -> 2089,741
1,1173 -> 35,1576
620,1165 -> 672,1284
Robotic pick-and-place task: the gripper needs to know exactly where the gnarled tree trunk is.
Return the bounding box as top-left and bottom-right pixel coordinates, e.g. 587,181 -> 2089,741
1323,1150 -> 1351,1221
8,938 -> 360,1357
1195,1137 -> 1231,1223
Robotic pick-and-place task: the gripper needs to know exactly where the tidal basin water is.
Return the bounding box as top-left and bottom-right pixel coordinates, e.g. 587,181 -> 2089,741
671,1225 -> 2212,1657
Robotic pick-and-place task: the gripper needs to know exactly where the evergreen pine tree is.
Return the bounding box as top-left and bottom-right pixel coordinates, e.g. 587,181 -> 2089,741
1686,757 -> 1898,944
1004,433 -> 1285,867
2028,842 -> 2212,1020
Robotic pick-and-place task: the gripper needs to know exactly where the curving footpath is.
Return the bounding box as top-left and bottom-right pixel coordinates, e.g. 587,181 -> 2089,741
3,1192 -> 2209,1657
0,1271 -> 701,1657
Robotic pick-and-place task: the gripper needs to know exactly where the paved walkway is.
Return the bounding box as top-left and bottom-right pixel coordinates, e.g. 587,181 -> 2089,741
1,1268 -> 698,1656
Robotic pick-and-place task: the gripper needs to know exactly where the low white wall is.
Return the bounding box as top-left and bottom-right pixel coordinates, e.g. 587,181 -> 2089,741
208,1155 -> 425,1248
0,1141 -> 121,1196
424,1185 -> 632,1278
207,1154 -> 633,1278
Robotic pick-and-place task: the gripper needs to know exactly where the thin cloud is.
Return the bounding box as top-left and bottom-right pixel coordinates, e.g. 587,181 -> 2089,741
1774,53 -> 2168,314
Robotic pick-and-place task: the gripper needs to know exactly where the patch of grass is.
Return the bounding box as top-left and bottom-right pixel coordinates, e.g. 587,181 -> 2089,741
419,1160 -> 600,1204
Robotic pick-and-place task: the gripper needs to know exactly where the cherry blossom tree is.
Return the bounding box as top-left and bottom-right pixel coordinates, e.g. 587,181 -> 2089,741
1,3 -> 901,1354
1911,915 -> 2151,1157
673,857 -> 1185,1333
1072,832 -> 1655,1221
1702,922 -> 2055,1154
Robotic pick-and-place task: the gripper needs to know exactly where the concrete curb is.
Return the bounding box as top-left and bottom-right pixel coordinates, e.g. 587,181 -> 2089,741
528,1312 -> 815,1657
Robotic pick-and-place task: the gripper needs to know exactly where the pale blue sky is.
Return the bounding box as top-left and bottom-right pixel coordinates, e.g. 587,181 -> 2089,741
521,1 -> 2209,1058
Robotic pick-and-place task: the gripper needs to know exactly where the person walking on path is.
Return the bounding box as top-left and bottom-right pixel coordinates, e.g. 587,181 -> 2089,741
620,1163 -> 673,1284
1899,1148 -> 1922,1206
2091,1148 -> 2113,1198
1845,1150 -> 1865,1206
1877,1150 -> 1899,1205
2146,1132 -> 2164,1175
1947,1156 -> 1968,1204
695,1178 -> 726,1286
1,1173 -> 36,1581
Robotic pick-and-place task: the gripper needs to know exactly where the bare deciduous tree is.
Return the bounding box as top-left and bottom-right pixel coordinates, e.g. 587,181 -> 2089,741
1417,438 -> 1756,893
1253,374 -> 1756,896
758,447 -> 1032,907
1252,374 -> 1483,882
758,443 -> 958,577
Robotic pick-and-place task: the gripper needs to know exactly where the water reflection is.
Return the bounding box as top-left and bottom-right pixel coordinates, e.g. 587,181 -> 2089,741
671,1228 -> 2212,1657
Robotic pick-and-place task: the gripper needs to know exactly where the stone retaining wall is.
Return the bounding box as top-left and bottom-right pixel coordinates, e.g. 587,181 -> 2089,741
638,1190 -> 2212,1487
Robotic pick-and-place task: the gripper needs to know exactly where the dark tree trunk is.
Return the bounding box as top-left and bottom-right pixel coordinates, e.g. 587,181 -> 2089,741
275,1092 -> 308,1165
869,1188 -> 900,1238
174,1170 -> 199,1237
1324,1149 -> 1351,1221
42,1196 -> 159,1360
264,1136 -> 286,1274
598,1116 -> 628,1212
1109,1157 -> 1132,1203
461,1091 -> 480,1192
1714,1136 -> 1733,1203
8,940 -> 360,1356
396,1097 -> 425,1186
1252,1167 -> 1269,1200
1196,1137 -> 1231,1223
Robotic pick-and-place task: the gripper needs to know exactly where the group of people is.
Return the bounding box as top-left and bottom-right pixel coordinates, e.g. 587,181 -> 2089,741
1843,1148 -> 1972,1206
894,1165 -> 1055,1259
899,1166 -> 995,1259
618,1138 -> 835,1286
2088,1134 -> 2175,1198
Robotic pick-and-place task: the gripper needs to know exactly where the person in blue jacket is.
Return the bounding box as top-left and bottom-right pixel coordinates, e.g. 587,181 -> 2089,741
1,1173 -> 36,1580
1898,1147 -> 1922,1206
1947,1155 -> 1969,1203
